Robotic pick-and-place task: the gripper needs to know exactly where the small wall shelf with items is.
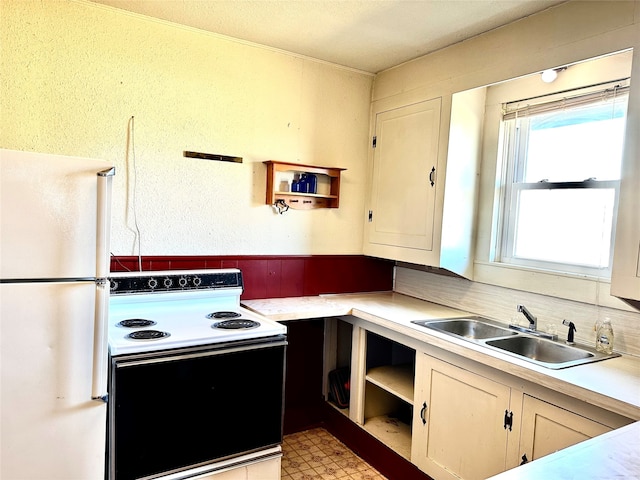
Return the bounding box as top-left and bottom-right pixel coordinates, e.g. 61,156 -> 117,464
264,160 -> 346,212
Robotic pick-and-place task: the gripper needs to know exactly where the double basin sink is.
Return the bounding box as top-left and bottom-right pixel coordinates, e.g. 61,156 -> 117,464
411,316 -> 619,369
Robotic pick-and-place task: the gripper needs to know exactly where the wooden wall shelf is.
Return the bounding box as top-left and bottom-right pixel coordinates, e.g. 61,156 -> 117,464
264,160 -> 346,210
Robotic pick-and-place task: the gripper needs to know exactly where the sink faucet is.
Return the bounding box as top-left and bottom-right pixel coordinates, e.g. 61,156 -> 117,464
517,304 -> 537,330
510,305 -> 556,340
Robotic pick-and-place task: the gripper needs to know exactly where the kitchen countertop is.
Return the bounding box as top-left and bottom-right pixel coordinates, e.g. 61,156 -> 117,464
488,421 -> 640,480
242,291 -> 640,479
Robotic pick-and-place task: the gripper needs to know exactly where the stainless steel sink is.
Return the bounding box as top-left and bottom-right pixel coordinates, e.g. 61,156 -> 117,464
414,317 -> 517,340
411,316 -> 619,369
485,336 -> 596,367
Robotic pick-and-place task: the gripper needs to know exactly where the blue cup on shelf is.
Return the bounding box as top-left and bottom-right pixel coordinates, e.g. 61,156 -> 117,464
299,174 -> 309,193
291,173 -> 301,192
307,174 -> 317,194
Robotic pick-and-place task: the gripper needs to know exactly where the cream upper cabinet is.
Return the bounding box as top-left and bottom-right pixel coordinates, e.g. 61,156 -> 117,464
611,44 -> 640,302
411,353 -> 519,480
611,145 -> 640,302
363,90 -> 483,279
366,98 -> 442,253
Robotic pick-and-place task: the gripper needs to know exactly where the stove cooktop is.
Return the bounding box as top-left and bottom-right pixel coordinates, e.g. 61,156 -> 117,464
107,269 -> 286,356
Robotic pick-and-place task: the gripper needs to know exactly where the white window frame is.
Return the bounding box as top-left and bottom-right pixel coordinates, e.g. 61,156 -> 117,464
496,83 -> 629,278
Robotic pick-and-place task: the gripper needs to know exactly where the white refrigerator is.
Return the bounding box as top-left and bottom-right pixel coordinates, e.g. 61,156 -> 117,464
0,149 -> 114,479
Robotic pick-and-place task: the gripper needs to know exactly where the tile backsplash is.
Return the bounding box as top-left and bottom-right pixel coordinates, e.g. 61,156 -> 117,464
394,266 -> 640,357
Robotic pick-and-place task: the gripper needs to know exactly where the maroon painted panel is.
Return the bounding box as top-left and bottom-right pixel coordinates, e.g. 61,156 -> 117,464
237,259 -> 269,299
109,255 -> 394,299
280,258 -> 305,298
266,259 -> 282,298
323,403 -> 432,480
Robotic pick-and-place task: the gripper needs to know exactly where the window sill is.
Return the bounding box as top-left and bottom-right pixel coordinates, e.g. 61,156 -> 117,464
473,261 -> 635,312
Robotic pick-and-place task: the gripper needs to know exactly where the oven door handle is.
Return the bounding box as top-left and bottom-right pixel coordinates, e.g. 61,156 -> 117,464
114,339 -> 288,368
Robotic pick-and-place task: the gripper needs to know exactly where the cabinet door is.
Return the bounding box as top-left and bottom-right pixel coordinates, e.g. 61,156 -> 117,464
519,395 -> 611,463
412,354 -> 513,480
610,133 -> 640,301
611,46 -> 640,302
367,98 -> 441,251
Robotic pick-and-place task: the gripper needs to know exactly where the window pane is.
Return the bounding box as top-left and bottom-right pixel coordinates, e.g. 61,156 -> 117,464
513,189 -> 615,268
522,102 -> 627,182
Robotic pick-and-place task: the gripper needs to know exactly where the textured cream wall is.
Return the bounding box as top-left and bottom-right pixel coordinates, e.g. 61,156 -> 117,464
0,0 -> 373,256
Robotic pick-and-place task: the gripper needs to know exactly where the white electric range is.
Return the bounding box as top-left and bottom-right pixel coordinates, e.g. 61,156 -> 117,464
106,268 -> 286,480
108,268 -> 286,356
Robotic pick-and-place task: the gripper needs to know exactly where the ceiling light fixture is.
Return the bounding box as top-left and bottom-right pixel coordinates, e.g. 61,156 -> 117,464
540,67 -> 567,83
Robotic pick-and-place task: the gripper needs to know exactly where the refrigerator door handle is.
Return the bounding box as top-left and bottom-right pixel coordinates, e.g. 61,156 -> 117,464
92,167 -> 114,402
96,167 -> 115,279
92,280 -> 109,402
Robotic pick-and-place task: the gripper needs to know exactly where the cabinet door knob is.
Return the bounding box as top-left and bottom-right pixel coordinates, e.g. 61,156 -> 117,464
429,167 -> 436,187
420,402 -> 428,425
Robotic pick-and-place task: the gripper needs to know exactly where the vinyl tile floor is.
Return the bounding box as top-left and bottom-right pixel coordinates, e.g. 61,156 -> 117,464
281,427 -> 387,480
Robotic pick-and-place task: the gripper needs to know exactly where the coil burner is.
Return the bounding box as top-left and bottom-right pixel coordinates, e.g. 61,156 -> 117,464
212,319 -> 260,330
207,311 -> 241,319
126,330 -> 171,341
108,269 -> 286,356
117,319 -> 157,328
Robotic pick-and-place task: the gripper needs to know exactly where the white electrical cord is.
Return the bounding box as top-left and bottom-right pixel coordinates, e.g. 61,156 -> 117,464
127,115 -> 143,271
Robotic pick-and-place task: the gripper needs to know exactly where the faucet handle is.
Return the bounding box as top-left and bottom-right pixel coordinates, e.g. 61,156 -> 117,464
517,304 -> 537,328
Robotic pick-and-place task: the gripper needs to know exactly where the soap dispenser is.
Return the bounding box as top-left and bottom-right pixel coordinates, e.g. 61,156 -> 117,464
596,318 -> 614,354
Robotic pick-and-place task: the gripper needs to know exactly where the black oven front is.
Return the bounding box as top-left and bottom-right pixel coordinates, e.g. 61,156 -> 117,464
107,336 -> 287,480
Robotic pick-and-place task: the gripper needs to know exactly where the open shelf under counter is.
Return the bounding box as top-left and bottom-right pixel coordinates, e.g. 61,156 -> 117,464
363,414 -> 412,461
363,380 -> 413,461
328,401 -> 350,418
366,364 -> 414,405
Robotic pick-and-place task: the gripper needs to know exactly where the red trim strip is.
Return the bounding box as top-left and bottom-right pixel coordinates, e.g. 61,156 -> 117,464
110,255 -> 394,300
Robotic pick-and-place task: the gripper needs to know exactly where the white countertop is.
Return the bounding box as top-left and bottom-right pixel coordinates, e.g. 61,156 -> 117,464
242,291 -> 640,479
243,291 -> 640,417
488,421 -> 640,480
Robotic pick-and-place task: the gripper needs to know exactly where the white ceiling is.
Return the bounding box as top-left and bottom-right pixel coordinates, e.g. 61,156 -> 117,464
90,0 -> 566,73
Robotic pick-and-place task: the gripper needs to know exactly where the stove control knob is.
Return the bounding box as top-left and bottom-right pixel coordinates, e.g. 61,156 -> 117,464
110,280 -> 118,291
178,276 -> 188,288
147,278 -> 158,289
193,276 -> 202,287
163,277 -> 173,288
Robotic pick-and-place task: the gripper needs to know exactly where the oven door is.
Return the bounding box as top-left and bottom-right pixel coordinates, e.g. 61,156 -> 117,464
108,337 -> 286,480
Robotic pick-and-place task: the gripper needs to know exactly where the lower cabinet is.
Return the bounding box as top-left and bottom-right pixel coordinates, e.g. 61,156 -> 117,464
412,353 -> 520,480
519,395 -> 612,463
282,319 -> 326,434
323,318 -> 633,480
